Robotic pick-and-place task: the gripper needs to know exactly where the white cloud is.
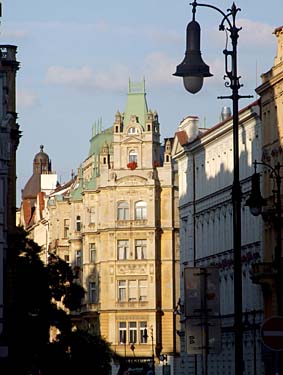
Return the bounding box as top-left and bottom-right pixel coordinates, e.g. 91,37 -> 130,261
17,89 -> 39,108
237,19 -> 274,47
204,18 -> 274,50
45,64 -> 131,92
45,66 -> 95,88
144,52 -> 177,86
94,64 -> 131,91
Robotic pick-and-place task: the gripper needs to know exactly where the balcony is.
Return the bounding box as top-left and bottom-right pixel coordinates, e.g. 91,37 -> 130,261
250,262 -> 275,285
116,219 -> 148,228
116,300 -> 148,309
80,303 -> 101,314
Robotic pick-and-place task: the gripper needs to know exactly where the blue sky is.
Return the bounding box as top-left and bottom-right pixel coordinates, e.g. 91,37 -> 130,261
1,0 -> 283,206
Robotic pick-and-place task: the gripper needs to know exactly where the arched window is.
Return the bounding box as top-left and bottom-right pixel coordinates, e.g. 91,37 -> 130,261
129,149 -> 137,163
135,201 -> 147,220
117,201 -> 129,220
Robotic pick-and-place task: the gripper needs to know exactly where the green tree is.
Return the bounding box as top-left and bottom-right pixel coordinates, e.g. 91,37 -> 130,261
11,227 -> 50,374
12,227 -> 114,374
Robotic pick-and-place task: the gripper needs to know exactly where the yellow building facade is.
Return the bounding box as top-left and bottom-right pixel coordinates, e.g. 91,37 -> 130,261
44,80 -> 180,373
254,26 -> 283,318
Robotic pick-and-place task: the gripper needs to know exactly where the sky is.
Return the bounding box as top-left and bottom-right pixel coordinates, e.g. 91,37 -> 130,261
1,0 -> 283,206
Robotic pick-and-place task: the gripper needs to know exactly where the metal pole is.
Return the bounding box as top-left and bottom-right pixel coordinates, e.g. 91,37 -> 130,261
253,311 -> 256,375
151,326 -> 155,375
201,268 -> 208,375
274,165 -> 282,373
274,164 -> 282,316
229,9 -> 243,374
194,5 -> 247,370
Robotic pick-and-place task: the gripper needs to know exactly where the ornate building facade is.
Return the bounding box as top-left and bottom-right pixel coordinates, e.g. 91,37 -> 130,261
172,103 -> 264,374
20,80 -> 180,374
250,25 -> 283,373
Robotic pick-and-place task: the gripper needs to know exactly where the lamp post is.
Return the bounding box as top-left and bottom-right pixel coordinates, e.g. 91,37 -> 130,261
150,326 -> 155,375
243,309 -> 258,375
246,160 -> 283,316
174,2 -> 252,374
144,327 -> 155,374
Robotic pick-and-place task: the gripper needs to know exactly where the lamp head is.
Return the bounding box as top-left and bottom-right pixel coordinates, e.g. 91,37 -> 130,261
173,19 -> 212,93
245,172 -> 267,216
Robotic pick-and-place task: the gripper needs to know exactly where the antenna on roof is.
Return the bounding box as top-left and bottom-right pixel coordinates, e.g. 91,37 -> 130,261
92,121 -> 97,137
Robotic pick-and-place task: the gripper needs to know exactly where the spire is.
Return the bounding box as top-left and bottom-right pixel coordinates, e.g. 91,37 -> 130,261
123,78 -> 148,130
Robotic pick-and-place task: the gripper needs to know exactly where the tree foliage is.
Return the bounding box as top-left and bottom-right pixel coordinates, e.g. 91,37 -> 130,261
12,226 -> 114,374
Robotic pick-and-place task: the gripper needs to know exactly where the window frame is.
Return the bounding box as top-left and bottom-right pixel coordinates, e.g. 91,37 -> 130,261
76,215 -> 81,231
117,201 -> 129,220
119,322 -> 127,344
89,281 -> 97,303
135,239 -> 147,259
89,243 -> 96,262
117,240 -> 129,260
129,149 -> 137,163
118,280 -> 127,301
129,321 -> 137,344
135,201 -> 147,220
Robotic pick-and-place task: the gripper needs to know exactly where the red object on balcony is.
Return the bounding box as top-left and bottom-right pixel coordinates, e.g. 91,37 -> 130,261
127,161 -> 137,170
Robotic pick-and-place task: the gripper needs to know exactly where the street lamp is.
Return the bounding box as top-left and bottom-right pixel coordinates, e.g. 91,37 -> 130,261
143,326 -> 155,374
246,160 -> 283,316
174,1 -> 252,374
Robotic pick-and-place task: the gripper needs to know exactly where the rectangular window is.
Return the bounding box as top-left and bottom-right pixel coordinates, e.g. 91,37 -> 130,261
140,322 -> 148,343
118,280 -> 126,301
129,322 -> 137,343
135,239 -> 147,259
64,219 -> 69,238
90,243 -> 96,262
76,215 -> 81,231
76,250 -> 81,266
117,202 -> 129,220
139,280 -> 147,301
89,281 -> 97,303
89,207 -> 95,224
119,322 -> 127,344
117,240 -> 129,260
128,280 -> 137,301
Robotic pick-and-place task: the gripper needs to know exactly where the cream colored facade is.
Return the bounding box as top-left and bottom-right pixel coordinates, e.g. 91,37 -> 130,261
254,26 -> 283,320
30,81 -> 180,374
172,105 -> 264,374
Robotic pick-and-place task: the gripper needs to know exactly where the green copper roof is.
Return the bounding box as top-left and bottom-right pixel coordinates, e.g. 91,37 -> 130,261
123,79 -> 148,130
89,122 -> 113,157
70,165 -> 83,201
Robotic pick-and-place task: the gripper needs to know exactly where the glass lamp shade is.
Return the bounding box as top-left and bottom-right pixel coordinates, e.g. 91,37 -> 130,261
249,205 -> 262,217
173,19 -> 212,93
183,75 -> 204,94
245,172 -> 266,216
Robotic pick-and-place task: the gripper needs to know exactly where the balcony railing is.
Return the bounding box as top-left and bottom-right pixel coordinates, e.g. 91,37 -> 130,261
116,219 -> 148,227
116,300 -> 148,309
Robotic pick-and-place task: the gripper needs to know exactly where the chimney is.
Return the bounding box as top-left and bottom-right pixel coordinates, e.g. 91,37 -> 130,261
221,106 -> 232,122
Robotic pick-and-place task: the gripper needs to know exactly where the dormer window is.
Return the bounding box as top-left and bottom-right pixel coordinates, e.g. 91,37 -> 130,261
128,127 -> 139,135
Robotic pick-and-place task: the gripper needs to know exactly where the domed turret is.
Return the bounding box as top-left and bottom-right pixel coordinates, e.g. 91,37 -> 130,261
33,144 -> 51,174
22,145 -> 52,200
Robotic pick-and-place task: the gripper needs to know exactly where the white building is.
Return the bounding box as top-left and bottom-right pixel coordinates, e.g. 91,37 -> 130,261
172,102 -> 264,375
